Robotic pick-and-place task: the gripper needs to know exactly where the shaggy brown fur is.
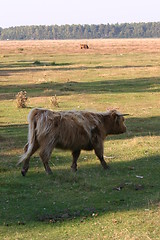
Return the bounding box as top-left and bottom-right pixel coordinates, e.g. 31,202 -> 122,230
17,108 -> 127,176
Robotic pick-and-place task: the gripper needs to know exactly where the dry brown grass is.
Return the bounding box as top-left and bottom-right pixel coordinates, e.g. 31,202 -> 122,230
1,39 -> 160,55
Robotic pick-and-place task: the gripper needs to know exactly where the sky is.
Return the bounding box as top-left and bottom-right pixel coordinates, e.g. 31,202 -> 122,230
0,0 -> 160,28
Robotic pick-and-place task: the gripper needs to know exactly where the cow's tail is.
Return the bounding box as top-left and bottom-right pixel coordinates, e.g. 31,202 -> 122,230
17,108 -> 38,166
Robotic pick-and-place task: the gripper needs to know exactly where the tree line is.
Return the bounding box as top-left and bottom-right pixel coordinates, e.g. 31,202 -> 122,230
0,22 -> 160,40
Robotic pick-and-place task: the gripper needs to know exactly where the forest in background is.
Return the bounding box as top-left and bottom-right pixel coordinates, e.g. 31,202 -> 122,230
0,22 -> 160,40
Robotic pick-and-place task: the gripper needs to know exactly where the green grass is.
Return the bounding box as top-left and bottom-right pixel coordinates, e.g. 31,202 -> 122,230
0,39 -> 160,239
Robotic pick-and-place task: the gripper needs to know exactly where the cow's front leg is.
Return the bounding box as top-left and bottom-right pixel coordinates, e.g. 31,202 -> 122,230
93,143 -> 109,170
71,150 -> 81,172
97,154 -> 109,170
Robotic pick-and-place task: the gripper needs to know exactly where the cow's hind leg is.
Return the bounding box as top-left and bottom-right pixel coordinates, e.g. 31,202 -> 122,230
21,140 -> 39,176
39,147 -> 53,175
71,150 -> 81,172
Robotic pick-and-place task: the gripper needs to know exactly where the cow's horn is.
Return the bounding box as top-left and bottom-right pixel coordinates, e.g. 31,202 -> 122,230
117,113 -> 129,116
121,113 -> 129,116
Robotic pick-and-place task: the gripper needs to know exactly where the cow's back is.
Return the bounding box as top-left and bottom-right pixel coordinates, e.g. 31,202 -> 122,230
55,111 -> 103,150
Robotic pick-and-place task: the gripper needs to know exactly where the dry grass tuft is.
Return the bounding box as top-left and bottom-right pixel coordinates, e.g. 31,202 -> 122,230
50,94 -> 59,108
16,90 -> 28,108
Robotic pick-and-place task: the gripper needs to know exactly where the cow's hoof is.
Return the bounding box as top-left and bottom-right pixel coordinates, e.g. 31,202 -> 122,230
103,164 -> 110,170
46,170 -> 53,175
105,166 -> 110,170
71,166 -> 77,172
21,169 -> 26,177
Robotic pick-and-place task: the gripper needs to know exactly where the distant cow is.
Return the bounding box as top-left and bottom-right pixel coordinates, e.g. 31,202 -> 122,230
17,108 -> 127,176
80,44 -> 89,49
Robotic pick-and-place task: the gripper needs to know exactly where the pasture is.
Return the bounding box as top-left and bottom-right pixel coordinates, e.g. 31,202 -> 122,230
0,39 -> 160,239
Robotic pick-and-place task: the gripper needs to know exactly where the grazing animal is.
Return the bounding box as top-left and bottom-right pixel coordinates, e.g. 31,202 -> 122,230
17,108 -> 127,176
80,44 -> 89,49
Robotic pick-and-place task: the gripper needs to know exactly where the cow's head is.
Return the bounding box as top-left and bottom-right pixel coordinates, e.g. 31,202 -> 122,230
107,110 -> 128,135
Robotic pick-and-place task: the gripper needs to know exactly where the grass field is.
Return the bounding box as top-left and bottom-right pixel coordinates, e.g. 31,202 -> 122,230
0,39 -> 160,240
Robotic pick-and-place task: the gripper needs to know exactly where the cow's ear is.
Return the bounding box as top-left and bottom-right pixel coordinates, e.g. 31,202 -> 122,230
111,111 -> 119,122
111,111 -> 117,118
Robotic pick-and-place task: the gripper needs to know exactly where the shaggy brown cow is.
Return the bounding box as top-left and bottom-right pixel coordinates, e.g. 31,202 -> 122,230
17,108 -> 127,176
80,44 -> 89,49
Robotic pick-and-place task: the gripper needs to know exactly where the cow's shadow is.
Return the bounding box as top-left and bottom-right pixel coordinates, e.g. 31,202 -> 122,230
0,121 -> 159,225
0,152 -> 159,225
